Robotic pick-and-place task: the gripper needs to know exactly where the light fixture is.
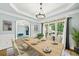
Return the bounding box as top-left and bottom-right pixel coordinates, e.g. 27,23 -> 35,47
36,3 -> 46,19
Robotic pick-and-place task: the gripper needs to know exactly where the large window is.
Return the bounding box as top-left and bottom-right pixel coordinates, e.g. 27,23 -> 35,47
48,23 -> 55,36
43,20 -> 65,37
57,22 -> 64,35
49,23 -> 55,31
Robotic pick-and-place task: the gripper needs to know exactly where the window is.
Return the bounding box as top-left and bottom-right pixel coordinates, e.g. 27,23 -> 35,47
57,22 -> 64,35
3,20 -> 12,31
49,23 -> 55,30
48,23 -> 55,36
43,20 -> 65,37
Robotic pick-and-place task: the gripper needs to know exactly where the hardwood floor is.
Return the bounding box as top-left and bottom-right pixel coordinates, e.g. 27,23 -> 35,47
0,49 -> 7,56
67,49 -> 79,56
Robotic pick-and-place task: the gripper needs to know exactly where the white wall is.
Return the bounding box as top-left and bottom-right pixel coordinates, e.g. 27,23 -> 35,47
0,13 -> 16,50
0,13 -> 42,50
69,13 -> 79,49
17,25 -> 26,36
16,20 -> 41,38
16,20 -> 30,38
0,34 -> 15,50
0,13 -> 34,49
30,23 -> 41,37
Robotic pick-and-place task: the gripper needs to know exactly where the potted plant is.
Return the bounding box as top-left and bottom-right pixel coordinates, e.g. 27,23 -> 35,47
36,33 -> 44,39
72,28 -> 79,54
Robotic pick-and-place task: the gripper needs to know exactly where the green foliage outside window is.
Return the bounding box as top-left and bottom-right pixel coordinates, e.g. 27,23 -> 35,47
36,33 -> 44,39
57,22 -> 64,34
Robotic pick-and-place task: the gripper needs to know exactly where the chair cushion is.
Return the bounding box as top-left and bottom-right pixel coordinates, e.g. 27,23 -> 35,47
22,43 -> 28,49
18,43 -> 28,51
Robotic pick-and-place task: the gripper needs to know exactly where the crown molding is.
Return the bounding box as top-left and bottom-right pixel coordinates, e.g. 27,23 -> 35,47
0,3 -> 77,23
9,3 -> 76,23
0,9 -> 40,23
41,9 -> 79,23
47,3 -> 75,18
9,3 -> 36,19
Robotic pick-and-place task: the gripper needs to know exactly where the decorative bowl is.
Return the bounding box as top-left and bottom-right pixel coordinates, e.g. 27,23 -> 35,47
51,42 -> 58,45
25,39 -> 29,41
31,42 -> 38,45
41,39 -> 46,41
43,47 -> 52,53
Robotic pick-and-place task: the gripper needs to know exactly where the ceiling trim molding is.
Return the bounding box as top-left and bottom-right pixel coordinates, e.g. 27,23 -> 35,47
41,9 -> 79,23
47,3 -> 76,18
9,3 -> 36,19
0,9 -> 40,23
9,3 -> 76,22
10,3 -> 75,19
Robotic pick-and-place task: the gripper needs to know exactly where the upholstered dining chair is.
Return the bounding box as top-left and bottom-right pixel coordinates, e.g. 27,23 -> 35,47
15,39 -> 29,51
56,35 -> 62,43
47,36 -> 52,40
12,39 -> 30,56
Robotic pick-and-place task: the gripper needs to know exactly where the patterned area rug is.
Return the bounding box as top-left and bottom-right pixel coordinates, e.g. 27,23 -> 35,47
6,47 -> 40,56
68,50 -> 79,56
62,50 -> 70,56
7,48 -> 15,56
7,47 -> 79,56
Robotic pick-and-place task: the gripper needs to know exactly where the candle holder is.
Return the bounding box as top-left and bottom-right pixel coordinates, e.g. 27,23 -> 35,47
52,36 -> 55,41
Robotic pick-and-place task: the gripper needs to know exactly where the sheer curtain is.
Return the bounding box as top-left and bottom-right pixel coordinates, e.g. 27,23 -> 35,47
61,17 -> 71,56
62,18 -> 67,49
61,18 -> 67,55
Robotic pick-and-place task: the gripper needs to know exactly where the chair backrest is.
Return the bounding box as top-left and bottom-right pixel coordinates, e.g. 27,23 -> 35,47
12,40 -> 21,56
57,35 -> 62,43
47,36 -> 52,40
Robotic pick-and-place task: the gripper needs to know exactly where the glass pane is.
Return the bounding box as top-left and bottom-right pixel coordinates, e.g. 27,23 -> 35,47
49,23 -> 55,30
57,22 -> 64,34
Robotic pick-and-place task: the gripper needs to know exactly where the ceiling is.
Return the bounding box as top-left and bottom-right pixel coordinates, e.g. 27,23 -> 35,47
0,3 -> 79,23
12,3 -> 69,17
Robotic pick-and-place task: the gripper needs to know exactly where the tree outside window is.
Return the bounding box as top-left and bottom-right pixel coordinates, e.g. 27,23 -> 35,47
57,22 -> 64,35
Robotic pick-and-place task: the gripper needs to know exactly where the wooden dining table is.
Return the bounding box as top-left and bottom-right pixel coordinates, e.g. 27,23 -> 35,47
23,39 -> 64,56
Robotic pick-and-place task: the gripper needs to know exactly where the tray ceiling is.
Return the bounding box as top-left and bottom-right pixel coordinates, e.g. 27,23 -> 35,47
0,3 -> 79,23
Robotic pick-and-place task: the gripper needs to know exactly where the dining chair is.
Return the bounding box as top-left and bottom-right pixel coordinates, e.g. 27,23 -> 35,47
47,36 -> 52,40
15,39 -> 29,51
12,39 -> 29,56
12,40 -> 21,55
56,35 -> 62,43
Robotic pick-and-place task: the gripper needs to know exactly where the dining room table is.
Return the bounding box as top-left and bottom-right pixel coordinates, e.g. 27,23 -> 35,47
23,38 -> 64,56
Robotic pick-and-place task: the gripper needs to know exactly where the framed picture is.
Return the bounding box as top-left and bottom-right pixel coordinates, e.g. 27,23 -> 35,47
3,20 -> 12,31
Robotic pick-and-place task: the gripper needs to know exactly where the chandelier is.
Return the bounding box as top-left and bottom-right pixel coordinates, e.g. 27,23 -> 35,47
36,3 -> 46,19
